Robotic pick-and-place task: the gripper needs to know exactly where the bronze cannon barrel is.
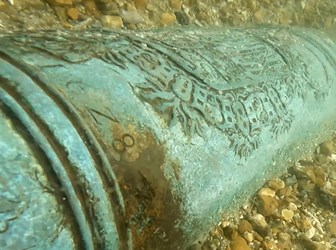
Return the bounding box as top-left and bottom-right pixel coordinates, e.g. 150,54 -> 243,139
0,26 -> 336,249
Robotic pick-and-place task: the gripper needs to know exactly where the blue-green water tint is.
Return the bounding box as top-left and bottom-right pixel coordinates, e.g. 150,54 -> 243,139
0,26 -> 336,249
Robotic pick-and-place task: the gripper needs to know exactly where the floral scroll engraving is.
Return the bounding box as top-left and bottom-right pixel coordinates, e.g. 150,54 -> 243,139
4,28 -> 328,157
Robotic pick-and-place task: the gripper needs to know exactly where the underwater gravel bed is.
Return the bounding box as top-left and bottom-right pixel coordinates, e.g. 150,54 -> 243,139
199,139 -> 336,250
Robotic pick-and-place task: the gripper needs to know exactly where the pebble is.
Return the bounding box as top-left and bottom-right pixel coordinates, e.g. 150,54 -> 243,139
277,186 -> 292,197
222,225 -> 237,240
246,0 -> 257,11
258,195 -> 279,216
99,2 -> 119,15
305,226 -> 316,239
258,187 -> 276,198
250,214 -> 268,228
120,10 -> 143,24
100,15 -> 123,28
66,7 -> 80,20
230,235 -> 251,250
268,179 -> 285,191
133,0 -> 147,10
262,239 -> 279,250
298,216 -> 313,231
301,238 -> 329,250
84,0 -> 100,18
288,202 -> 297,211
169,0 -> 182,10
238,219 -> 253,234
160,12 -> 176,26
320,141 -> 335,156
277,232 -> 292,249
174,11 -> 190,25
327,220 -> 336,236
298,180 -> 316,193
243,231 -> 254,242
253,231 -> 263,241
285,175 -> 297,186
258,187 -> 278,218
249,213 -> 271,236
281,209 -> 294,222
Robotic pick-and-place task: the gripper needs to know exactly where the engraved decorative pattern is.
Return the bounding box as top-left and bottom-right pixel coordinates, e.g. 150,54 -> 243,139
3,28 -> 329,157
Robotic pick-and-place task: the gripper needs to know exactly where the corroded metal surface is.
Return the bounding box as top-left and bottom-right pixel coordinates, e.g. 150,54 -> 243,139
0,26 -> 336,249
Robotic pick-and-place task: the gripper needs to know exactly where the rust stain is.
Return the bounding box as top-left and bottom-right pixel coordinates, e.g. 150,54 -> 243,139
110,122 -> 184,249
111,123 -> 154,163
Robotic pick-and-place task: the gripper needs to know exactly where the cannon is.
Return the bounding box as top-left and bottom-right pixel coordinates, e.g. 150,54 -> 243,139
0,26 -> 336,249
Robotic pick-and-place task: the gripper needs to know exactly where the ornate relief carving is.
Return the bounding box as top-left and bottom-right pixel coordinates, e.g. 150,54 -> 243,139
5,28 -> 328,157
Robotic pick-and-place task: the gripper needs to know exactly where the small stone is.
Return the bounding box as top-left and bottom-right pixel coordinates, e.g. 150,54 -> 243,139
47,0 -> 72,5
220,220 -> 230,229
277,232 -> 292,249
288,202 -> 298,211
298,216 -> 313,231
320,141 -> 334,156
313,167 -> 327,187
169,0 -> 182,10
120,10 -> 143,24
100,15 -> 123,28
243,232 -> 254,242
285,175 -> 297,186
66,7 -> 80,20
230,235 -> 251,250
249,214 -> 271,237
222,225 -> 238,240
305,227 -> 316,239
277,187 -> 292,197
268,179 -> 285,191
296,165 -> 327,187
253,231 -> 263,242
316,154 -> 329,164
301,238 -> 328,250
54,6 -> 68,23
327,220 -> 336,236
246,0 -> 257,11
262,239 -> 280,250
258,195 -> 279,216
281,209 -> 294,222
250,213 -> 268,228
98,1 -> 119,15
134,0 -> 147,10
258,187 -> 276,198
298,180 -> 316,193
84,0 -> 100,18
175,11 -> 190,25
211,238 -> 221,248
305,168 -> 317,181
160,12 -> 176,26
238,219 -> 253,234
